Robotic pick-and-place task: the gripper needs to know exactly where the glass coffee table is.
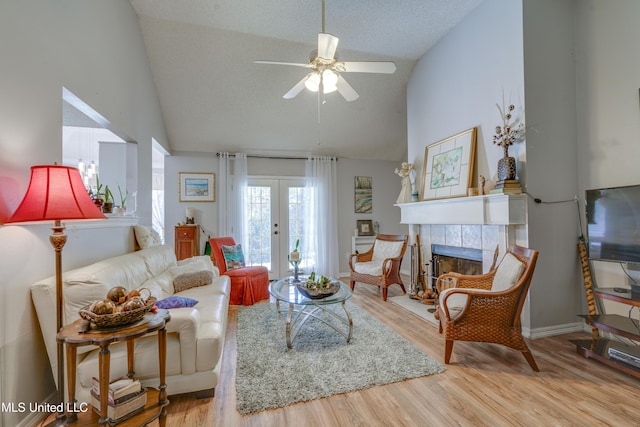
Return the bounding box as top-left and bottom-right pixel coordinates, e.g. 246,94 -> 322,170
269,276 -> 353,349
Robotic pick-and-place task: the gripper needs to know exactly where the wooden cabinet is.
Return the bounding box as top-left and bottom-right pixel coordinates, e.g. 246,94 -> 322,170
174,225 -> 199,260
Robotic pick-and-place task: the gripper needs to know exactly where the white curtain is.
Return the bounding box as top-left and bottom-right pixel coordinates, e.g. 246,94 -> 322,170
151,172 -> 164,242
218,152 -> 248,249
303,156 -> 339,278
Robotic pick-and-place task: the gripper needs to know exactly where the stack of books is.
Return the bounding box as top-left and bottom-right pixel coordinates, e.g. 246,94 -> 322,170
91,377 -> 147,424
490,179 -> 522,194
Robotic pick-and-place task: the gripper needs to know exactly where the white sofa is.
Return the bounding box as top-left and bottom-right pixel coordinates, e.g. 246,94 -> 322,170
31,244 -> 231,403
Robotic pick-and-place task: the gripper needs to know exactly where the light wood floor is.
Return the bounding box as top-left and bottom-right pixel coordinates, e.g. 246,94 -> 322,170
154,285 -> 640,426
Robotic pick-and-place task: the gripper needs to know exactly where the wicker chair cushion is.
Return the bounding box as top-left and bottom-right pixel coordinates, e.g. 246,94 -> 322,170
439,288 -> 468,316
353,239 -> 404,276
372,240 -> 405,262
492,253 -> 525,292
353,261 -> 382,275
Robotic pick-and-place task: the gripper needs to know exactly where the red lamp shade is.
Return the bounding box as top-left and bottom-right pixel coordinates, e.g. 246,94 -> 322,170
6,165 -> 106,223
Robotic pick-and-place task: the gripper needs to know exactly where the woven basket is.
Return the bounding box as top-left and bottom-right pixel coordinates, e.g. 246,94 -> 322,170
79,296 -> 157,328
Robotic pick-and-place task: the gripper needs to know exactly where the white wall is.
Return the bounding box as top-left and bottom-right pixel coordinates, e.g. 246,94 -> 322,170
406,0 -> 581,333
522,0 -> 581,331
575,0 -> 640,317
337,158 -> 408,275
408,0 -> 640,333
0,1 -> 168,425
165,152 -> 220,253
407,0 -> 530,324
407,0 -> 525,192
164,154 -> 406,276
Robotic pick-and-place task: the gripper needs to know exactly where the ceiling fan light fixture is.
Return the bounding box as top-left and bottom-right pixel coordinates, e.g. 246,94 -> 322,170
322,69 -> 338,88
305,73 -> 320,92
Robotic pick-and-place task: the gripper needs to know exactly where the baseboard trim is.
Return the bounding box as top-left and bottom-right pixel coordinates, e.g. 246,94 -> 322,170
524,321 -> 584,339
17,391 -> 57,427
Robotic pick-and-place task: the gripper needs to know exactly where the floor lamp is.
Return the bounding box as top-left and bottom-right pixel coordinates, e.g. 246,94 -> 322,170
6,165 -> 106,425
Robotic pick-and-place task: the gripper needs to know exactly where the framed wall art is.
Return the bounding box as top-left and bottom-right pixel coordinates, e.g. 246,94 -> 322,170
357,219 -> 375,236
421,127 -> 477,200
179,172 -> 216,202
354,176 -> 372,213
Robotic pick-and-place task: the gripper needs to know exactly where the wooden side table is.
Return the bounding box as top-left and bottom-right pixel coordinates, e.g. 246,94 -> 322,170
174,225 -> 199,260
56,309 -> 171,426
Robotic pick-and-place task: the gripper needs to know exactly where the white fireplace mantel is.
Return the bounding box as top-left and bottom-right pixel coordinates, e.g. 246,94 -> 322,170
396,194 -> 527,225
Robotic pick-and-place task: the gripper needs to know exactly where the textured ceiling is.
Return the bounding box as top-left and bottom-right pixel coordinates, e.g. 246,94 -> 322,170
129,0 -> 483,161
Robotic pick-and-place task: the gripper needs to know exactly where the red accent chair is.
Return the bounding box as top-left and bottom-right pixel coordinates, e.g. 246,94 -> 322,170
209,237 -> 270,305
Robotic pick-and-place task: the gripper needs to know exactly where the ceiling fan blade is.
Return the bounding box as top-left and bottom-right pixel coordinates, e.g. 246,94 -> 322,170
336,75 -> 359,102
339,61 -> 397,74
317,33 -> 339,60
255,60 -> 312,68
283,76 -> 308,100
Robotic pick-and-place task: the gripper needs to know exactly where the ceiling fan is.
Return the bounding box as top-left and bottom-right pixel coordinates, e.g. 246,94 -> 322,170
255,0 -> 396,102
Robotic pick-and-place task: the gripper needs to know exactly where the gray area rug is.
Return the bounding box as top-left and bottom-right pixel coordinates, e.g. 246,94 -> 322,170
236,301 -> 445,414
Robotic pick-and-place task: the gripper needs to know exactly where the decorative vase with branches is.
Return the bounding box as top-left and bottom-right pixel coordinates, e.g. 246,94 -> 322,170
493,102 -> 525,181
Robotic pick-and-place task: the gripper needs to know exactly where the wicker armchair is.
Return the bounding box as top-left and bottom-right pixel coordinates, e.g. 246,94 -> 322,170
434,244 -> 539,371
349,234 -> 408,301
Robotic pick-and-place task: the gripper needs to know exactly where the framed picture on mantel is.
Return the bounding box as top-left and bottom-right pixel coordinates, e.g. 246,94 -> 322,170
421,127 -> 477,201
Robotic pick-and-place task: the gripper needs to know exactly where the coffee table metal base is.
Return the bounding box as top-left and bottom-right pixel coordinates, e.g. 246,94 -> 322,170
276,300 -> 353,349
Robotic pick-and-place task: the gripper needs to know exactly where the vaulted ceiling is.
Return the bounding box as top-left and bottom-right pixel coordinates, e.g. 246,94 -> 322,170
129,0 -> 483,161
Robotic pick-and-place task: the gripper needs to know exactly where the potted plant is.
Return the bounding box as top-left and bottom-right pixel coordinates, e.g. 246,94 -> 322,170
113,184 -> 128,216
92,176 -> 104,210
102,186 -> 114,214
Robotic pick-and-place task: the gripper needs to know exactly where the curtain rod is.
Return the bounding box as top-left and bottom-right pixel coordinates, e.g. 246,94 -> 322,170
216,153 -> 338,161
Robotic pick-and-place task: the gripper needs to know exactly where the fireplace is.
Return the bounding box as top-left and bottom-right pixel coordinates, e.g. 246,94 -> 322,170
430,244 -> 483,289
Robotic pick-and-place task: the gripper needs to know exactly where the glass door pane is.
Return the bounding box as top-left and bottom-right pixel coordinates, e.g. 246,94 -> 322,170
246,178 -> 306,279
246,181 -> 278,276
281,181 -> 306,275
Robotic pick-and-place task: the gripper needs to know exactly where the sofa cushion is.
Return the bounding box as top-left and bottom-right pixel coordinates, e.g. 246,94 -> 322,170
173,270 -> 214,293
138,244 -> 177,277
134,225 -> 162,249
63,253 -> 155,325
221,244 -> 245,270
155,296 -> 199,309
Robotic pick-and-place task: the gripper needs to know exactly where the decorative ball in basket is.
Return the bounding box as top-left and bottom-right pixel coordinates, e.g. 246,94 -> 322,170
295,272 -> 340,299
80,287 -> 156,328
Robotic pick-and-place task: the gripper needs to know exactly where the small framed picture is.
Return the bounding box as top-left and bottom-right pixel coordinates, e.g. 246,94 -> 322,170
354,176 -> 373,213
357,219 -> 375,236
179,172 -> 215,202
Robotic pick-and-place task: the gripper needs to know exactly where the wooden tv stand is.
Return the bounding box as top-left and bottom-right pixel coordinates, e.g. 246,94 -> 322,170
572,288 -> 640,379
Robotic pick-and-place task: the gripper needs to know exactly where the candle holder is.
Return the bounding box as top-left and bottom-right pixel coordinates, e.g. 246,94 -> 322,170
289,252 -> 301,281
291,260 -> 301,281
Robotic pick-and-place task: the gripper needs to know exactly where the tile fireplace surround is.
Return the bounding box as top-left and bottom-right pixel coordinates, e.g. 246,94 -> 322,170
396,194 -> 528,277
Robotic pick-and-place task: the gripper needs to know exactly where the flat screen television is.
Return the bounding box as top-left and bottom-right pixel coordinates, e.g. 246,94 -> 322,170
586,184 -> 640,264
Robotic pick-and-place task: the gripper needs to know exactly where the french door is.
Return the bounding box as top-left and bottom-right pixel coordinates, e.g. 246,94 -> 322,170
246,178 -> 305,279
